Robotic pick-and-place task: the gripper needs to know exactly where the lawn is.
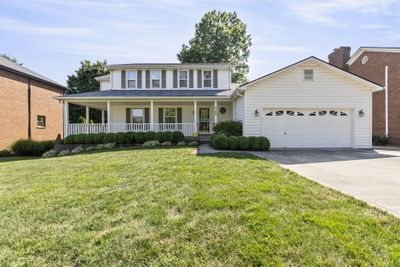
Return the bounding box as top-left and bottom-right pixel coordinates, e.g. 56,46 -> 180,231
0,148 -> 399,266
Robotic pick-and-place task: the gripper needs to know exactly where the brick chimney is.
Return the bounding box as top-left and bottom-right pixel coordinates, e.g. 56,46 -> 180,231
328,46 -> 351,71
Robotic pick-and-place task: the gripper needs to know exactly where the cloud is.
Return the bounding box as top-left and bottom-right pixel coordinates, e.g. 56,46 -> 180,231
359,24 -> 390,30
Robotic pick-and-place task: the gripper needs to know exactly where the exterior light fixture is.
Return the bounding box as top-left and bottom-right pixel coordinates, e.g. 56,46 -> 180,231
255,109 -> 259,117
359,109 -> 365,117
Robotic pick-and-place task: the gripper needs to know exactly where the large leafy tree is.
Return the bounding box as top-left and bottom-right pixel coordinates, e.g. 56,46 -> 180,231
66,60 -> 109,123
177,10 -> 252,83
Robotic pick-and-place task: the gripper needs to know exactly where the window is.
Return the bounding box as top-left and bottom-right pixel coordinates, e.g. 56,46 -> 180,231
287,110 -> 295,116
330,111 -> 338,116
151,70 -> 161,88
219,107 -> 226,114
275,110 -> 284,116
304,69 -> 314,81
265,112 -> 273,116
132,109 -> 144,123
309,111 -> 317,116
318,111 -> 327,116
297,111 -> 305,116
340,111 -> 348,116
164,108 -> 176,123
127,71 -> 137,88
179,70 -> 188,88
37,115 -> 46,128
203,70 -> 212,88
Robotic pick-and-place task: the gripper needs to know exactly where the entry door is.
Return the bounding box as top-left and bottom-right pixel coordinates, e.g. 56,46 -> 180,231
199,108 -> 210,132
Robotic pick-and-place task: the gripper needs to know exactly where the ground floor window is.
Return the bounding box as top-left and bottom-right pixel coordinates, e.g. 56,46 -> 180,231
132,108 -> 144,123
37,115 -> 46,128
164,108 -> 176,123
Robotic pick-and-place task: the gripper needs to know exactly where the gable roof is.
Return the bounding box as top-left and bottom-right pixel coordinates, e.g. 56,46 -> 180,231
238,56 -> 382,92
0,56 -> 66,91
347,47 -> 400,66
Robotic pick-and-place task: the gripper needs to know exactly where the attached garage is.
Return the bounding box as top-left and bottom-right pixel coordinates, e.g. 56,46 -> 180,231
235,57 -> 382,149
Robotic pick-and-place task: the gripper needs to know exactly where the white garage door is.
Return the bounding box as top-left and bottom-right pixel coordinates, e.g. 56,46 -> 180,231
262,109 -> 352,148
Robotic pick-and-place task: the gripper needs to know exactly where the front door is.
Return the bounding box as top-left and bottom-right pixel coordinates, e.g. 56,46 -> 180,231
199,108 -> 210,132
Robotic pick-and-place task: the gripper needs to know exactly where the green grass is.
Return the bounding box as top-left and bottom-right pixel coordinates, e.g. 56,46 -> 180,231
0,149 -> 399,266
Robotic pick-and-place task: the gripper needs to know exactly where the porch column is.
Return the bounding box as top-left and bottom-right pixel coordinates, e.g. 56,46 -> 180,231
150,100 -> 154,131
64,101 -> 69,137
101,110 -> 105,124
193,101 -> 197,132
85,106 -> 90,123
214,100 -> 218,125
107,101 -> 111,132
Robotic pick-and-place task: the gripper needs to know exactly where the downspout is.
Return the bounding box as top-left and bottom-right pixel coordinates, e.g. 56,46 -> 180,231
28,78 -> 32,139
385,66 -> 389,138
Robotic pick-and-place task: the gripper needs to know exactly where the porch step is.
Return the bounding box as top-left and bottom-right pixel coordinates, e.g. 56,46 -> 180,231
199,134 -> 212,144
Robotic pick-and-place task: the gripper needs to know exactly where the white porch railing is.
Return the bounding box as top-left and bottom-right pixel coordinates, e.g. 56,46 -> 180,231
67,123 -> 196,137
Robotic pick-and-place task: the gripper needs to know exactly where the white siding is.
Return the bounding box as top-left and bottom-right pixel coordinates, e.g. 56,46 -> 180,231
218,69 -> 230,89
100,81 -> 110,90
243,61 -> 373,148
234,96 -> 244,121
112,70 -> 122,89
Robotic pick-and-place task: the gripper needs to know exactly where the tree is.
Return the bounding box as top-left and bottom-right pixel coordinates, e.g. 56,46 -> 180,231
66,60 -> 109,123
177,10 -> 252,83
1,54 -> 22,65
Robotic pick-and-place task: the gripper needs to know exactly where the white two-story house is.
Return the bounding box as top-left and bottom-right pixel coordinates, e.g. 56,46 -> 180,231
58,57 -> 381,148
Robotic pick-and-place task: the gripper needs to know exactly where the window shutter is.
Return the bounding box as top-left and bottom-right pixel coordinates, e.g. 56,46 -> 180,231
145,70 -> 150,88
126,108 -> 131,123
158,108 -> 163,123
197,70 -> 202,88
121,70 -> 126,89
213,70 -> 218,88
189,70 -> 194,88
177,108 -> 182,123
144,108 -> 150,123
173,70 -> 178,88
161,70 -> 166,88
137,70 -> 142,88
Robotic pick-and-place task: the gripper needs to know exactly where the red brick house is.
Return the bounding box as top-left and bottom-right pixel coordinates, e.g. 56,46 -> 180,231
329,47 -> 400,144
0,56 -> 66,150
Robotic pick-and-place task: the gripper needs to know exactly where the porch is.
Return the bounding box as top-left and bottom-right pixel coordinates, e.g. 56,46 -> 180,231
64,100 -> 233,137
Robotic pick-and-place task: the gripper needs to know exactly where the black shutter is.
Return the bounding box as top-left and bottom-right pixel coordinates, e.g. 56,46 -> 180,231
189,70 -> 194,88
177,108 -> 182,123
121,70 -> 126,88
126,108 -> 131,123
145,70 -> 150,88
158,108 -> 163,123
173,70 -> 178,88
213,70 -> 218,88
161,70 -> 166,88
144,108 -> 150,123
197,70 -> 202,88
137,70 -> 142,88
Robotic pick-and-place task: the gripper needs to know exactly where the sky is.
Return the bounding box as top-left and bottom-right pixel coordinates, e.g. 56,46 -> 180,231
1,0 -> 400,85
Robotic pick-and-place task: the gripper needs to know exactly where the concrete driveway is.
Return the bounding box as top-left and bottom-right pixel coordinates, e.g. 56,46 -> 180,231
251,148 -> 400,218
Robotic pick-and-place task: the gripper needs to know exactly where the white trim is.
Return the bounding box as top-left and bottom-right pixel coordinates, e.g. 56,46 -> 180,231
107,101 -> 111,131
163,107 -> 178,123
178,70 -> 189,88
150,69 -> 161,89
303,69 -> 314,81
126,70 -> 137,89
347,47 -> 400,66
64,101 -> 69,137
203,69 -> 213,88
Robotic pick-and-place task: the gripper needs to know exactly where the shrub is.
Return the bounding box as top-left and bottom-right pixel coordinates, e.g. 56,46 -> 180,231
155,131 -> 164,142
94,133 -> 105,144
258,137 -> 270,151
103,133 -> 116,144
96,143 -> 115,150
41,140 -> 55,151
238,136 -> 249,150
85,146 -> 97,152
161,141 -> 172,146
135,132 -> 146,144
0,150 -> 11,157
188,141 -> 198,146
172,131 -> 185,143
248,136 -> 260,151
177,141 -> 186,146
213,135 -> 228,150
64,135 -> 75,144
124,132 -> 135,144
70,146 -> 84,154
143,140 -> 160,147
58,149 -> 70,156
145,131 -> 156,142
213,121 -> 242,136
12,140 -> 46,156
84,134 -> 95,144
74,134 -> 86,144
211,133 -> 219,145
164,131 -> 173,142
228,136 -> 239,150
42,149 -> 57,158
373,135 -> 389,146
115,132 -> 125,144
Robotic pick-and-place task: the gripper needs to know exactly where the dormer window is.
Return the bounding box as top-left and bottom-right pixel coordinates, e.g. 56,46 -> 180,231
127,71 -> 137,88
151,70 -> 161,88
304,69 -> 314,81
179,70 -> 188,88
203,70 -> 212,88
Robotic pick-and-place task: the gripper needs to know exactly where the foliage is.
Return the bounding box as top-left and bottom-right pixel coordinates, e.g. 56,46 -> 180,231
11,140 -> 51,156
94,133 -> 105,144
228,136 -> 239,150
144,131 -> 156,142
248,136 -> 260,151
213,135 -> 229,150
84,134 -> 95,144
213,121 -> 242,136
177,141 -> 186,146
115,132 -> 125,144
57,149 -> 70,156
73,134 -> 86,144
96,143 -> 115,150
172,131 -> 185,143
161,141 -> 172,146
135,132 -> 146,144
0,150 -> 11,157
177,10 -> 252,83
64,135 -> 75,144
373,135 -> 390,146
163,131 -> 173,142
258,137 -> 270,151
103,133 -> 116,144
143,140 -> 161,147
124,132 -> 135,144
238,136 -> 249,150
42,149 -> 57,158
70,146 -> 84,154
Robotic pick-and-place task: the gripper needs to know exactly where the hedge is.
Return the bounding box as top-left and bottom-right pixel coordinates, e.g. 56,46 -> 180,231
213,135 -> 228,150
172,131 -> 185,143
12,139 -> 55,156
103,133 -> 116,144
213,121 -> 242,136
228,136 -> 239,150
115,132 -> 125,144
211,134 -> 270,151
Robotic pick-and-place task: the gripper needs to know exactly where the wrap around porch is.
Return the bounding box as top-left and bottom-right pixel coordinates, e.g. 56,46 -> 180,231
64,100 -> 233,137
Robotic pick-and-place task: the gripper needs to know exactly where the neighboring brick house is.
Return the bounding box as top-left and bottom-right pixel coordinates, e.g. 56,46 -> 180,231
0,56 -> 66,150
328,47 -> 400,144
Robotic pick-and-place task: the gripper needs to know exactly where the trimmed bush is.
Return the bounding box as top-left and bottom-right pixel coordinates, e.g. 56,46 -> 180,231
0,150 -> 11,157
70,146 -> 84,154
248,136 -> 260,151
124,132 -> 135,144
103,133 -> 116,144
258,137 -> 270,151
135,132 -> 146,144
84,134 -> 95,144
58,149 -> 70,156
74,134 -> 86,144
12,140 -> 46,156
143,140 -> 160,147
161,141 -> 172,146
213,121 -> 242,136
144,131 -> 156,142
96,143 -> 115,150
41,140 -> 55,151
42,149 -> 57,158
64,135 -> 75,144
94,133 -> 105,144
228,136 -> 239,150
172,131 -> 185,143
115,132 -> 125,144
163,131 -> 173,142
238,136 -> 249,150
213,135 -> 228,150
155,132 -> 164,142
373,135 -> 389,146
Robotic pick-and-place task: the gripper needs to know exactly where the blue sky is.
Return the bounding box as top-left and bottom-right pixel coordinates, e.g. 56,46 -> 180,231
1,0 -> 400,85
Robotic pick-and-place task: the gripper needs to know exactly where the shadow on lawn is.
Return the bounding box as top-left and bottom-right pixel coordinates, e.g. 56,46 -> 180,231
0,156 -> 40,163
198,152 -> 266,160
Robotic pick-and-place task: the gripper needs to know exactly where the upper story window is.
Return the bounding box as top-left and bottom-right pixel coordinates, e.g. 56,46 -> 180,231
37,115 -> 46,128
151,70 -> 161,88
203,70 -> 212,88
127,71 -> 137,88
303,69 -> 314,81
179,70 -> 188,88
